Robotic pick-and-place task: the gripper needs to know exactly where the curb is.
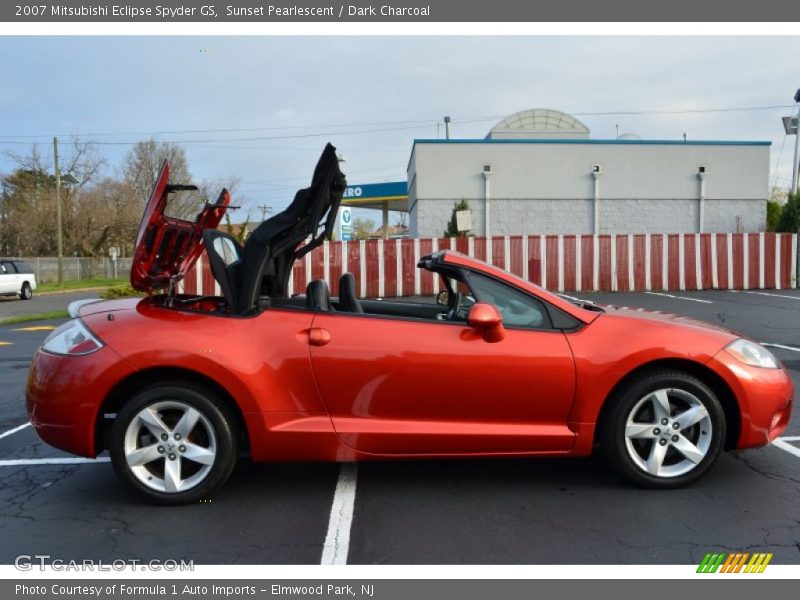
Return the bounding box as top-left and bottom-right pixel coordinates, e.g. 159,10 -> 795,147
36,286 -> 117,296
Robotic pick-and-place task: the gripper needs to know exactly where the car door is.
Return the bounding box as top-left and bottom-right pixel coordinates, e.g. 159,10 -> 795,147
0,262 -> 16,294
308,285 -> 577,456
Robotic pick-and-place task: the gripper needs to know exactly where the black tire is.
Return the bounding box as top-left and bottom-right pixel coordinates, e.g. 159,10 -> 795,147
599,369 -> 725,489
19,282 -> 32,300
110,383 -> 237,505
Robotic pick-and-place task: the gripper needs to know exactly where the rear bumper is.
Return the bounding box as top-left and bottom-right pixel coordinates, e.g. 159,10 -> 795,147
707,350 -> 794,449
26,346 -> 136,457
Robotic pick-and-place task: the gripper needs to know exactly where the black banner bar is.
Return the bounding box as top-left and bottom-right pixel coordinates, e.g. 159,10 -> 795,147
3,0 -> 800,22
4,579 -> 800,600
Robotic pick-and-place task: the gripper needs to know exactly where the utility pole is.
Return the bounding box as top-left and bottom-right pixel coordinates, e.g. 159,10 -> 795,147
53,137 -> 64,286
258,205 -> 272,222
792,88 -> 800,196
444,116 -> 451,140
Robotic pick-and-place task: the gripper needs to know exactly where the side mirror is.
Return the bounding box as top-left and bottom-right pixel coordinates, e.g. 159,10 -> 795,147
436,289 -> 450,306
467,303 -> 505,343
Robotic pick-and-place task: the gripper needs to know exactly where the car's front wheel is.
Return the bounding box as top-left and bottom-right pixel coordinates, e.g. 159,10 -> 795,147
110,384 -> 237,505
600,370 -> 725,488
19,282 -> 32,300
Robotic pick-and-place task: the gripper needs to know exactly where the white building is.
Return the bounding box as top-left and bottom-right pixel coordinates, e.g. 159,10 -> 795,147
407,109 -> 770,238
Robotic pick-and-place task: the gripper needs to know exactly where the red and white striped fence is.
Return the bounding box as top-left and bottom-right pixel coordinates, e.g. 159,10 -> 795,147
181,233 -> 798,298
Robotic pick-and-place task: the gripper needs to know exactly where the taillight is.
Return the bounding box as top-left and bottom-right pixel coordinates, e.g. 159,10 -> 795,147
41,319 -> 104,356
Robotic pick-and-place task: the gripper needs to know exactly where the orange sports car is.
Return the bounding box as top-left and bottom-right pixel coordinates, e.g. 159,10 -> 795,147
26,145 -> 793,504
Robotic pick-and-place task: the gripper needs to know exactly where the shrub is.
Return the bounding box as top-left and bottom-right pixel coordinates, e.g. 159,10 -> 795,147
766,200 -> 782,232
776,193 -> 800,233
100,285 -> 146,300
443,199 -> 470,238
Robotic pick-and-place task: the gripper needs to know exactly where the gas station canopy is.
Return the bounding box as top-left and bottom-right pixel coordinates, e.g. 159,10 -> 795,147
340,181 -> 409,212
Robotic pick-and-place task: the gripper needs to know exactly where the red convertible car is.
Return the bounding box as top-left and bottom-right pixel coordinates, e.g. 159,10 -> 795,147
27,144 -> 793,504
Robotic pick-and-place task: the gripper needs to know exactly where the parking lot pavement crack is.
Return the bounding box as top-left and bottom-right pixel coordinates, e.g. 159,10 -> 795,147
0,464 -> 83,519
729,452 -> 800,486
516,508 -> 800,562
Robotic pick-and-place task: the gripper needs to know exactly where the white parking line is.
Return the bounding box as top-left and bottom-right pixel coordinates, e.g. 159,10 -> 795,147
0,422 -> 30,440
742,291 -> 800,301
780,436 -> 800,442
772,439 -> 800,459
644,291 -> 713,304
320,462 -> 358,565
761,343 -> 800,353
0,457 -> 110,467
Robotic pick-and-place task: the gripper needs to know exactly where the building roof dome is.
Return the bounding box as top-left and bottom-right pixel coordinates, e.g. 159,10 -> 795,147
488,109 -> 590,139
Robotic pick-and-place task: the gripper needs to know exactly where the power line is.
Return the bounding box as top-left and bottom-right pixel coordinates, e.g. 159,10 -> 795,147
451,104 -> 799,124
0,119 -> 439,140
0,122 -> 437,147
573,104 -> 797,117
236,164 -> 402,186
0,104 -> 796,143
770,135 -> 789,191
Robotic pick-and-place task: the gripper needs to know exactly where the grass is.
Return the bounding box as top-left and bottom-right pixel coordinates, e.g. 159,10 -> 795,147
37,277 -> 127,293
0,310 -> 69,326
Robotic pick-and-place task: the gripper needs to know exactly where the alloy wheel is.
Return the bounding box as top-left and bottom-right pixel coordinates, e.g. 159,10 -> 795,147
123,400 -> 217,493
623,388 -> 712,478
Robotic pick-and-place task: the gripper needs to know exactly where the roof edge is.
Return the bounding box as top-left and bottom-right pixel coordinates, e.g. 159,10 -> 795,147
412,138 -> 771,147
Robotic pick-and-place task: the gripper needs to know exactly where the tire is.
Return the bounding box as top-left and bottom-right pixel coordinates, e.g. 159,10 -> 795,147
110,383 -> 237,505
599,369 -> 726,488
19,282 -> 32,300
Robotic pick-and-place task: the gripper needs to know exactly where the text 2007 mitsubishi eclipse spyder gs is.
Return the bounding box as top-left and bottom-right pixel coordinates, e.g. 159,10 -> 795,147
26,144 -> 793,504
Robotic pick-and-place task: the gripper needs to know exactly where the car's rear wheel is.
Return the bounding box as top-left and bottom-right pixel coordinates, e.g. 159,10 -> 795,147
19,282 -> 32,300
600,370 -> 725,488
110,384 -> 237,505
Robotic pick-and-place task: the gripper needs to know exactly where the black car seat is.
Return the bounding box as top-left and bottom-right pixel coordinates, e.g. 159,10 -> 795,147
202,229 -> 243,309
306,280 -> 333,312
236,143 -> 346,313
338,273 -> 364,313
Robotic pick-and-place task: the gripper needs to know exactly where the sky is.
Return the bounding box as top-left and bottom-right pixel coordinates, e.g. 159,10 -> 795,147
1,36 -> 799,223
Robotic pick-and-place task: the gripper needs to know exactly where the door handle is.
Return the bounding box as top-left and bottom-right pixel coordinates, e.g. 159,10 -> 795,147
308,327 -> 332,347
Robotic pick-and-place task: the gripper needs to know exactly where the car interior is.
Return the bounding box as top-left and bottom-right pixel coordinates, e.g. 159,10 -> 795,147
167,143 -> 579,331
200,142 -> 346,315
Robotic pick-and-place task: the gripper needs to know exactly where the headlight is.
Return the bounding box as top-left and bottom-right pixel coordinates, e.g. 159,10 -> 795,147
41,319 -> 104,356
724,339 -> 779,369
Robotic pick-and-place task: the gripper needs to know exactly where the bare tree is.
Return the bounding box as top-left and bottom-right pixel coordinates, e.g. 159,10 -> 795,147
0,141 -> 129,258
198,175 -> 242,206
0,138 -> 248,259
2,145 -> 57,255
61,138 -> 106,188
72,179 -> 141,257
122,139 -> 203,220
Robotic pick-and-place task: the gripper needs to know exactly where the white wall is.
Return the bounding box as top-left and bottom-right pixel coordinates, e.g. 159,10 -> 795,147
410,141 -> 769,200
407,140 -> 769,237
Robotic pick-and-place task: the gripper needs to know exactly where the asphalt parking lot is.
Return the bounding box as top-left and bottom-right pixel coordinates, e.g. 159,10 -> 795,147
0,289 -> 798,565
0,290 -> 101,323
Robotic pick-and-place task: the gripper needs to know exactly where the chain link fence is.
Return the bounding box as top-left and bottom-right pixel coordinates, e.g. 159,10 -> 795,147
3,257 -> 133,284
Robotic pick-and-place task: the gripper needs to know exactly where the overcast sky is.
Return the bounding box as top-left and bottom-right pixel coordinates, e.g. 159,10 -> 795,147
1,36 -> 798,222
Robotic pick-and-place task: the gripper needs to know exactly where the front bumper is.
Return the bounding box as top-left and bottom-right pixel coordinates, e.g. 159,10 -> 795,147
26,346 -> 136,457
707,349 -> 794,449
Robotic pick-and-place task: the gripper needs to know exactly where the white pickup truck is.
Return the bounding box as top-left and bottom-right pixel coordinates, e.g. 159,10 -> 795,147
0,260 -> 36,300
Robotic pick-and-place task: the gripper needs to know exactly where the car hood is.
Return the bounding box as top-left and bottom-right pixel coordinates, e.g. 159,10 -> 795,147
130,160 -> 230,293
598,304 -> 741,340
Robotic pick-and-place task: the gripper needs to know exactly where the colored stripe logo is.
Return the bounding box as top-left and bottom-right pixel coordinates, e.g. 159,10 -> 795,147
697,552 -> 773,573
